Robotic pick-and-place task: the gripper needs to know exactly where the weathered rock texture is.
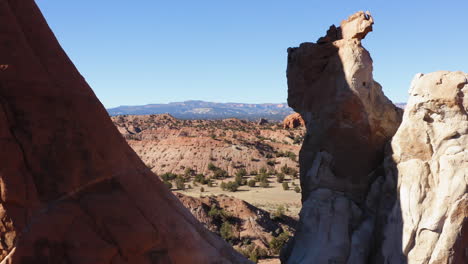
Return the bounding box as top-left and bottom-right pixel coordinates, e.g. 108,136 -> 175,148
284,11 -> 467,264
0,1 -> 248,263
282,11 -> 402,263
282,113 -> 305,129
380,71 -> 468,263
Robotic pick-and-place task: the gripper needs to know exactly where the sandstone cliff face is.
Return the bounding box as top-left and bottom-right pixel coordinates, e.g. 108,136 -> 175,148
283,11 -> 402,263
0,1 -> 248,263
380,71 -> 467,264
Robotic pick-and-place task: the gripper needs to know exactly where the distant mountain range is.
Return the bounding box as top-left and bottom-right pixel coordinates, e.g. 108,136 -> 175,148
107,100 -> 295,121
107,100 -> 406,121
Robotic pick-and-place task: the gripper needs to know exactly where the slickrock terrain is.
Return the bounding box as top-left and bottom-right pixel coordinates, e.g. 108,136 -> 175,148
0,1 -> 248,263
380,71 -> 467,263
111,115 -> 304,176
283,11 -> 467,264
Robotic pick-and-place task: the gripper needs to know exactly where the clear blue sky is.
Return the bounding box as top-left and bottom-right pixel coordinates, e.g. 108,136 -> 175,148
36,0 -> 468,108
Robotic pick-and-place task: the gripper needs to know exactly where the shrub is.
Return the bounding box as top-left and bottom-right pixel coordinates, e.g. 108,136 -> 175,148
237,244 -> 268,263
250,170 -> 258,175
207,179 -> 214,187
235,168 -> 247,177
259,167 -> 267,174
208,205 -> 231,221
220,222 -> 235,241
163,181 -> 172,189
184,167 -> 194,176
276,173 -> 285,183
234,175 -> 243,186
282,182 -> 289,190
268,169 -> 277,175
269,231 -> 290,254
194,173 -> 208,184
247,179 -> 256,187
208,162 -> 219,171
259,181 -> 269,188
286,151 -> 297,161
200,187 -> 205,192
161,172 -> 177,181
213,169 -> 228,179
221,181 -> 239,192
271,205 -> 285,220
294,186 -> 301,193
255,173 -> 268,183
266,160 -> 275,166
175,177 -> 185,190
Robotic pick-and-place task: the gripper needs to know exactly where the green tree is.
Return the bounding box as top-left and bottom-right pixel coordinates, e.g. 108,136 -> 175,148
294,186 -> 301,193
282,182 -> 289,190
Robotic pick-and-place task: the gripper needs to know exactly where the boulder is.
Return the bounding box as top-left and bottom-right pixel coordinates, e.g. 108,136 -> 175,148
282,113 -> 305,129
0,1 -> 248,263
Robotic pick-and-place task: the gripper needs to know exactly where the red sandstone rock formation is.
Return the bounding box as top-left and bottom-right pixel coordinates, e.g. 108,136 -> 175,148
0,1 -> 248,263
282,113 -> 305,129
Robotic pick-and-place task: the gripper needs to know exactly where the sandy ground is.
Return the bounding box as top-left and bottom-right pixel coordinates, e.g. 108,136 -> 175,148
177,175 -> 302,218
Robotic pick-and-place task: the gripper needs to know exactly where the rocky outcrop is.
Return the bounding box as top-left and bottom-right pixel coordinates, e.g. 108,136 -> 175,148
282,113 -> 305,129
282,11 -> 402,263
0,1 -> 248,263
380,71 -> 467,263
283,11 -> 467,264
175,193 -> 296,252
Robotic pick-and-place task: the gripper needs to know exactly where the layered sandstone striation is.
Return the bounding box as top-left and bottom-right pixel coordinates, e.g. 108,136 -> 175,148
0,1 -> 248,263
380,71 -> 467,263
283,11 -> 402,263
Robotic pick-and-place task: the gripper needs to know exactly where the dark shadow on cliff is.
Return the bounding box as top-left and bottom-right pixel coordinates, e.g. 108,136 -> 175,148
279,12 -> 407,263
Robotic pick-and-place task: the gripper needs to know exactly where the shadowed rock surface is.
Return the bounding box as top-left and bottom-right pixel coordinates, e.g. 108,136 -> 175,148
282,11 -> 402,263
0,1 -> 249,263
